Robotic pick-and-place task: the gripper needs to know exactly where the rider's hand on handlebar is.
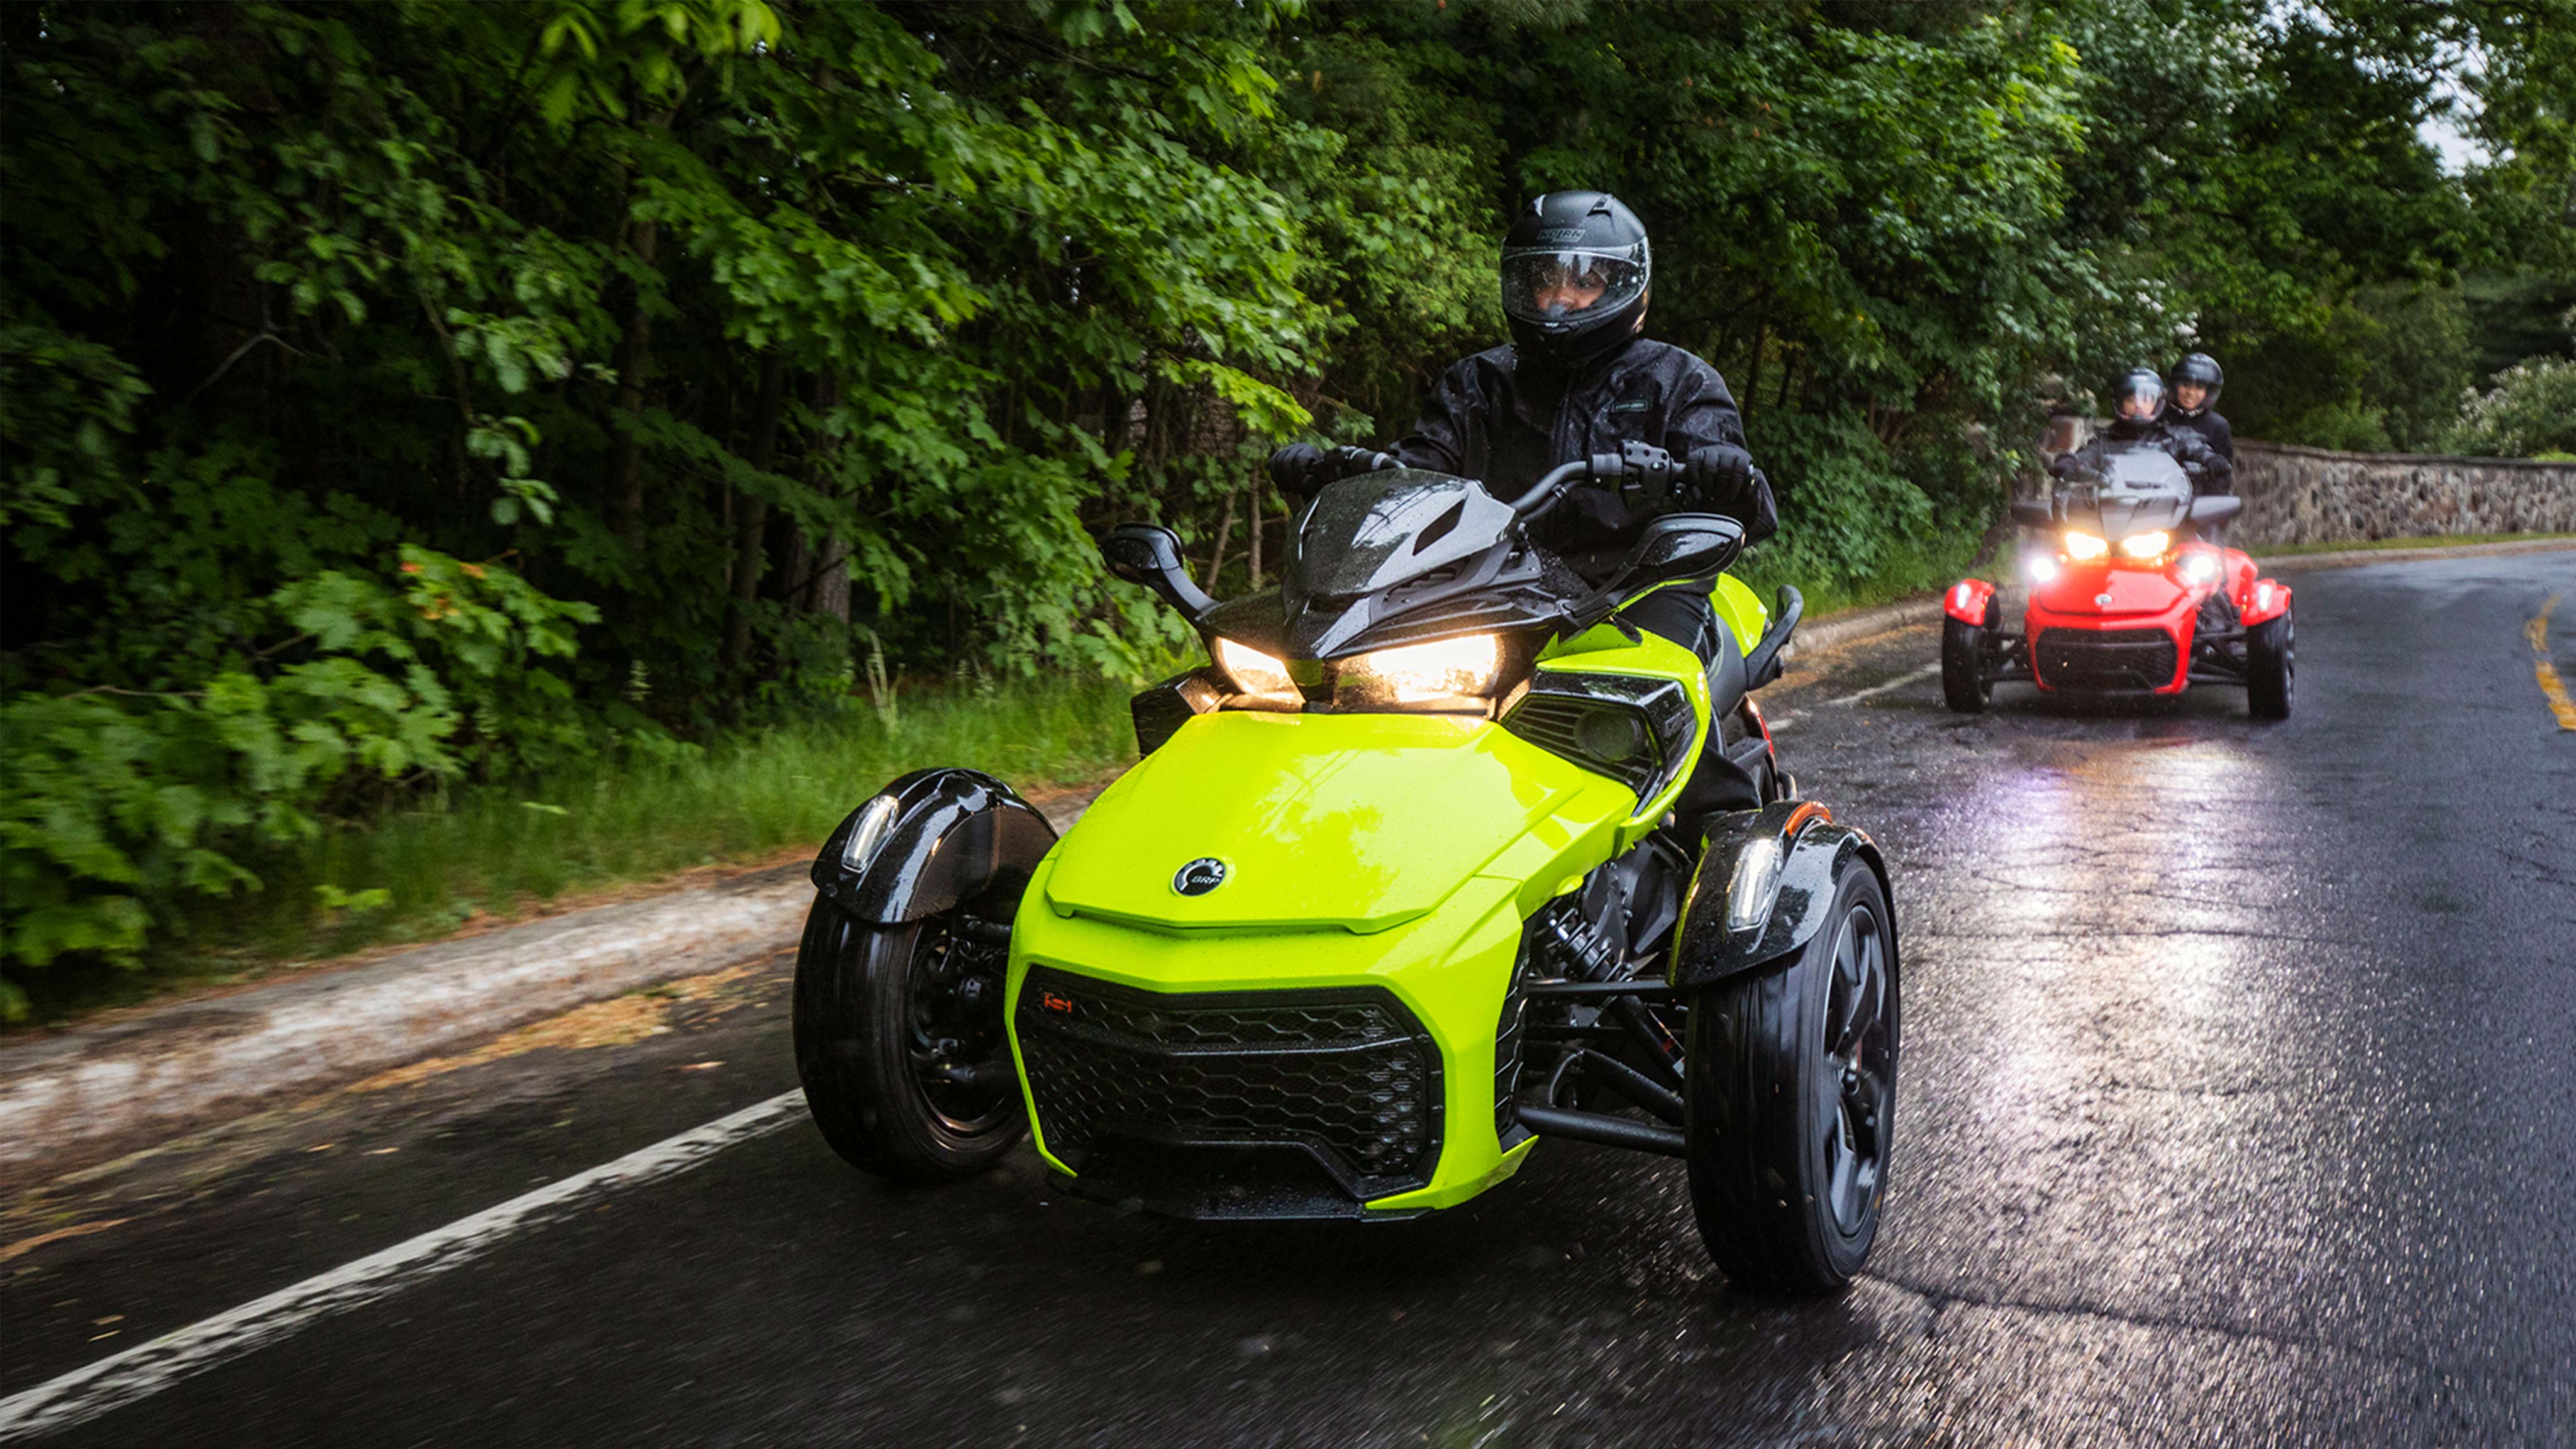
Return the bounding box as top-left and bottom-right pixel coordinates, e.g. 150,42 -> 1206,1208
1680,443 -> 1755,508
1267,443 -> 1399,501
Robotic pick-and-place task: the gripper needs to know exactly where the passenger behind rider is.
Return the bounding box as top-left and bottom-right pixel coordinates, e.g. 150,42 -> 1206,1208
2050,367 -> 2233,504
1268,189 -> 1777,812
2165,352 -> 2233,468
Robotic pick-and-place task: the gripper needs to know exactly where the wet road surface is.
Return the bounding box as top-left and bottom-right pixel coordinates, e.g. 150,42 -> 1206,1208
5,548 -> 2572,1445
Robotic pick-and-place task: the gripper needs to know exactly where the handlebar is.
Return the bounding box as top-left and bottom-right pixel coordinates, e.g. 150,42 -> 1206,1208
1503,441 -> 1721,518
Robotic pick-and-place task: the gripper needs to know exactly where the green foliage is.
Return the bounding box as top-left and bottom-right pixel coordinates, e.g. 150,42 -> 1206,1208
2441,354 -> 2576,458
5,0 -> 2563,999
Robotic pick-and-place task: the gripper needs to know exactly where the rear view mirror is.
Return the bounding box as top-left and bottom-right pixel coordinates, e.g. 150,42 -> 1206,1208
2187,496 -> 2242,526
2009,499 -> 2055,528
1620,513 -> 1745,584
1101,524 -> 1216,621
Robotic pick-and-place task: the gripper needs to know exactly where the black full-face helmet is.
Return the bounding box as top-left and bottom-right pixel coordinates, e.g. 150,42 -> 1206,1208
1501,191 -> 1651,375
2107,366 -> 2167,435
2169,352 -> 2224,415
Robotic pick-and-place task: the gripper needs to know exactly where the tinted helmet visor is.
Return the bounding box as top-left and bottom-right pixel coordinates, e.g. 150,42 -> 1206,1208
2116,374 -> 2166,421
1501,247 -> 1648,326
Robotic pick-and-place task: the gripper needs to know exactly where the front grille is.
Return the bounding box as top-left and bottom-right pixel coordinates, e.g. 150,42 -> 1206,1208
1016,967 -> 1443,1200
2034,626 -> 2179,691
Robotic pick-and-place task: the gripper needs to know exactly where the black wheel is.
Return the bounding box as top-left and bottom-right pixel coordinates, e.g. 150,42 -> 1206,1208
1941,616 -> 1990,713
2246,608 -> 2293,719
793,896 -> 1024,1181
1684,864 -> 1898,1292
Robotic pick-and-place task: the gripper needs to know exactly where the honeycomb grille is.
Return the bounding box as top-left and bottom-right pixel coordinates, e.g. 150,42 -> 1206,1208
1016,969 -> 1443,1198
2034,626 -> 2179,691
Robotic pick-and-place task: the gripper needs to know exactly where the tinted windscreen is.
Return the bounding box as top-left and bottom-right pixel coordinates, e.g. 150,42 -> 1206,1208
2100,449 -> 2189,496
1288,472 -> 1501,600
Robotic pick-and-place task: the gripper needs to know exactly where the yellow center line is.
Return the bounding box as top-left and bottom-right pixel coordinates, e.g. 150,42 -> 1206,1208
2532,595 -> 2575,731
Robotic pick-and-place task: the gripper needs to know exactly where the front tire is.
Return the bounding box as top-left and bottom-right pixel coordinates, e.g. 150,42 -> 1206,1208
1684,865 -> 1899,1292
793,897 -> 1025,1182
1941,616 -> 1990,713
2247,608 -> 2294,719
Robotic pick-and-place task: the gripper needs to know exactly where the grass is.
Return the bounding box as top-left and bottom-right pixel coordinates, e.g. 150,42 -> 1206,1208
2251,531 -> 2573,557
6,674 -> 1145,1028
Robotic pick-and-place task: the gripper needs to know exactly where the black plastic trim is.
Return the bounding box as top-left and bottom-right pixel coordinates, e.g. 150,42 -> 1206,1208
1130,668 -> 1226,756
809,768 -> 1059,925
1015,967 -> 1446,1214
1667,810 -> 1891,987
1501,670 -> 1697,801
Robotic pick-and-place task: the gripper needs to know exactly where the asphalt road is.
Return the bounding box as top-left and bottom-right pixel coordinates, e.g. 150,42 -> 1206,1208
6,548 -> 2572,1446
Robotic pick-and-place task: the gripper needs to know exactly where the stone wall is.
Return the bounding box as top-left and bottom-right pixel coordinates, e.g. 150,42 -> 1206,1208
2231,441 -> 2576,547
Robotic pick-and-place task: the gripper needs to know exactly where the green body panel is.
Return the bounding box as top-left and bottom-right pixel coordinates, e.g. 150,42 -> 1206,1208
1711,572 -> 1771,652
1005,572 -> 1762,1213
1040,711 -> 1621,933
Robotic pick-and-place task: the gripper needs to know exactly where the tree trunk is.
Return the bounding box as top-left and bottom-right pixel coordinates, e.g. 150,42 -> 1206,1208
722,352 -> 791,675
1246,474 -> 1264,588
1207,487 -> 1238,593
605,216 -> 660,543
802,376 -> 852,664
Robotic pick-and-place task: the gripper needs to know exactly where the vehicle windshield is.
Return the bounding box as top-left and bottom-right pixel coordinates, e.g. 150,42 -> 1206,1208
2062,445 -> 2190,501
1285,470 -> 1513,602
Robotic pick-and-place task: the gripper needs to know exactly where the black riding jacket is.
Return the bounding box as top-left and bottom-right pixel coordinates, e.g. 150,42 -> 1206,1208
1392,338 -> 1777,577
2169,408 -> 2234,465
2054,418 -> 2235,496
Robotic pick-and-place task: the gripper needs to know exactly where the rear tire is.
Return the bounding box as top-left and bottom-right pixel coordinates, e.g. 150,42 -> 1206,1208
793,897 -> 1025,1182
1684,865 -> 1898,1292
1941,617 -> 1990,713
2247,609 -> 2294,719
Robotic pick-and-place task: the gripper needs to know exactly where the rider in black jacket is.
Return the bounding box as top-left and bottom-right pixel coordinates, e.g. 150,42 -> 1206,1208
1275,192 -> 1775,658
1273,191 -> 1777,812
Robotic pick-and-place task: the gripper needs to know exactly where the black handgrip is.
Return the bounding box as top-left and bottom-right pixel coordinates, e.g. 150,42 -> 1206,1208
1267,443 -> 1401,502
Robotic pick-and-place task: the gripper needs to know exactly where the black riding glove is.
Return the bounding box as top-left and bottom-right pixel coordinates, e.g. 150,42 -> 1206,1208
1268,443 -> 1397,502
1267,443 -> 1329,499
1680,443 -> 1756,509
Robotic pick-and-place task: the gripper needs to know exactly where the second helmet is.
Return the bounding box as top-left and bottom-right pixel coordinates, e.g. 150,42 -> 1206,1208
2169,352 -> 2224,414
1501,191 -> 1651,375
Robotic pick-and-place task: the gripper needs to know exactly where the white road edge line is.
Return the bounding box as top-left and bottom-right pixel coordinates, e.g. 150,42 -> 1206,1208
1818,663 -> 1941,710
0,1089 -> 808,1441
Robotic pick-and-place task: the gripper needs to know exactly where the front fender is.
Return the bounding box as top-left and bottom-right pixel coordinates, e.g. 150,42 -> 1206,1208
1945,578 -> 1998,626
2241,577 -> 2292,626
1667,804 -> 1891,987
811,767 -> 1059,924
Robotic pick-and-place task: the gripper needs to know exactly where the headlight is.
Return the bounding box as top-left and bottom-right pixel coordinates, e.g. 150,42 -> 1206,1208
2119,530 -> 2170,560
2175,551 -> 2222,586
1213,637 -> 1296,699
2063,531 -> 2108,560
1338,633 -> 1502,704
2025,553 -> 2060,584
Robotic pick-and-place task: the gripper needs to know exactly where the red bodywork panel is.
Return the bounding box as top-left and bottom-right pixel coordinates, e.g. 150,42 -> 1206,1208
1945,578 -> 1998,626
2017,543 -> 2275,695
2241,574 -> 2293,625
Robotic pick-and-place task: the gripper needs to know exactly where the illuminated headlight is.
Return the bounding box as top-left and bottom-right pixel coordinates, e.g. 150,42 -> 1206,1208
840,794 -> 899,873
2025,554 -> 2060,584
2175,552 -> 2222,586
2063,531 -> 2108,561
2119,530 -> 2170,560
1724,835 -> 1785,933
1338,634 -> 1503,704
1214,637 -> 1298,699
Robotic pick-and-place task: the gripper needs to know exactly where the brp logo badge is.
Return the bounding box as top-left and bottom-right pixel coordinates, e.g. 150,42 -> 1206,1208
2095,592 -> 2115,608
1172,858 -> 1229,896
